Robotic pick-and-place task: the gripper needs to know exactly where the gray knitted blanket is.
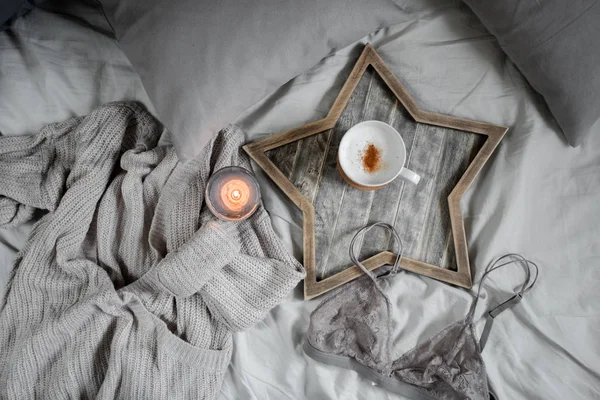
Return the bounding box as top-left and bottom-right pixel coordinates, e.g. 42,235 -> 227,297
0,103 -> 305,399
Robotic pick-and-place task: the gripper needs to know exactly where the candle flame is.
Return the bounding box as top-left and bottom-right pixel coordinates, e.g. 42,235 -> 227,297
220,179 -> 251,212
206,167 -> 260,221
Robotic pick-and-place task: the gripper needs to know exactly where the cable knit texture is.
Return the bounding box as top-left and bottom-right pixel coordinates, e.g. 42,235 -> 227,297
0,102 -> 305,399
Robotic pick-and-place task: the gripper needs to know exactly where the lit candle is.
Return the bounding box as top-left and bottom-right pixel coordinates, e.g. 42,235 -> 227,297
206,166 -> 261,221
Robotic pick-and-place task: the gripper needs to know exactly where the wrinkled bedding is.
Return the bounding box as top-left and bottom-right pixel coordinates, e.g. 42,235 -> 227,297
229,1 -> 600,399
1,1 -> 599,399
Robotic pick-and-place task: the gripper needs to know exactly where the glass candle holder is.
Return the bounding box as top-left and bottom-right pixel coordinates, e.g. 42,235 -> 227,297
205,166 -> 261,221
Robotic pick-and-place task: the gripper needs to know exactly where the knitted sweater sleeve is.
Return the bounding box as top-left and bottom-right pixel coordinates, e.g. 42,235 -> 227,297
0,119 -> 80,227
129,221 -> 241,297
200,212 -> 305,332
130,211 -> 304,332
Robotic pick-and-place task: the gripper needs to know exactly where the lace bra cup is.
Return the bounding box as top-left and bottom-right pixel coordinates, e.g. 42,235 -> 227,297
307,274 -> 392,374
305,223 -> 538,400
391,316 -> 487,399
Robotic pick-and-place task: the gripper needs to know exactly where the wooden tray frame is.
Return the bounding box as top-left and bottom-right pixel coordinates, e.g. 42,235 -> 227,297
244,45 -> 507,299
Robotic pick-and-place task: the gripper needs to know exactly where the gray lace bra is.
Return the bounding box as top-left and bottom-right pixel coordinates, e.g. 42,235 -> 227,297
304,223 -> 539,400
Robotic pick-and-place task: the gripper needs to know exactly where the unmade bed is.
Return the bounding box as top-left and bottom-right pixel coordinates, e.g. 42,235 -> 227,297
1,1 -> 599,399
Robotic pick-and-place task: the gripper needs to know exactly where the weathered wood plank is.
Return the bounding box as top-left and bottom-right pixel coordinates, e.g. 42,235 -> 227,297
360,100 -> 418,260
441,134 -> 486,269
266,140 -> 299,180
289,130 -> 332,201
313,68 -> 374,279
325,70 -> 398,273
419,128 -> 474,267
392,124 -> 446,259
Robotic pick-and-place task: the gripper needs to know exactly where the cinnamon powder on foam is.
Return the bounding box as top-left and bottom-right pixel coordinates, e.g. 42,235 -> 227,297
361,142 -> 382,174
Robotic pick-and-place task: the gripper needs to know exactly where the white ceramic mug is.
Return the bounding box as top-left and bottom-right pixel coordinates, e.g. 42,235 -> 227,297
337,120 -> 420,190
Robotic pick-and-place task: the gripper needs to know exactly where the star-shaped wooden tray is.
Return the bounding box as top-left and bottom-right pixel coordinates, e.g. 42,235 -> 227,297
244,45 -> 507,299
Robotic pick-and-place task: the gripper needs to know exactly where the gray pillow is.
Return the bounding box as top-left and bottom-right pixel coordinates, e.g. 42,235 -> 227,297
99,0 -> 405,160
0,0 -> 46,30
463,0 -> 600,146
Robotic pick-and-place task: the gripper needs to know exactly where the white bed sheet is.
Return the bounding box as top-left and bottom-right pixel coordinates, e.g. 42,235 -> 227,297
0,1 -> 599,399
226,1 -> 600,399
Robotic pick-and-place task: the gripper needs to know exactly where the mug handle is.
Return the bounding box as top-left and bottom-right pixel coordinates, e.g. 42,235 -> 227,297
399,167 -> 420,185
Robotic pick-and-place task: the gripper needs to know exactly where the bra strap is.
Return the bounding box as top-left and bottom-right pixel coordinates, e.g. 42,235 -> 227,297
349,222 -> 404,285
469,253 -> 539,350
348,223 -> 404,368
